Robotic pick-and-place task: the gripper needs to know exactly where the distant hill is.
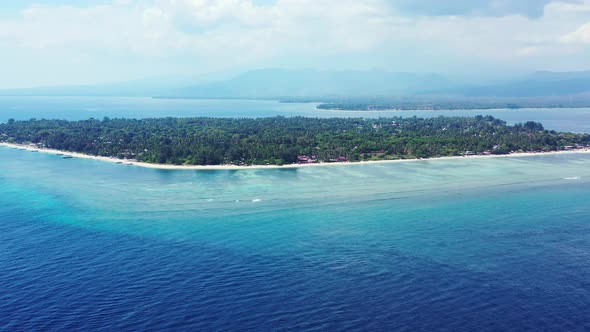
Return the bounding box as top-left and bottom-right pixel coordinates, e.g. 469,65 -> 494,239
2,69 -> 590,102
0,76 -> 209,97
457,71 -> 590,97
0,81 -> 165,97
165,68 -> 453,99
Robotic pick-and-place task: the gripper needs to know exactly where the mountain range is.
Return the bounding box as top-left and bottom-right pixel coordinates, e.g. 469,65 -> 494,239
1,69 -> 590,101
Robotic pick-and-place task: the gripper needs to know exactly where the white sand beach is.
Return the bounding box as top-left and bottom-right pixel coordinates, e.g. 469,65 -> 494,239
1,142 -> 589,170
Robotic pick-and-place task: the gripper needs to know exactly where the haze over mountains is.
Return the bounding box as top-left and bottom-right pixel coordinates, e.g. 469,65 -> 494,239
1,69 -> 590,102
168,69 -> 452,99
458,71 -> 590,98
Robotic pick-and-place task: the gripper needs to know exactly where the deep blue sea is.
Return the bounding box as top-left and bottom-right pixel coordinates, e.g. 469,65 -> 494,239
1,97 -> 590,330
2,149 -> 590,330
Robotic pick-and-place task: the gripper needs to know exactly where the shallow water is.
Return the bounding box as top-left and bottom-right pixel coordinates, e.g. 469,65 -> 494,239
1,147 -> 590,330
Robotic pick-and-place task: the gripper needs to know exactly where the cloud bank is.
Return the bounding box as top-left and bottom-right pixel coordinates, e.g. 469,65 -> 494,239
0,0 -> 589,87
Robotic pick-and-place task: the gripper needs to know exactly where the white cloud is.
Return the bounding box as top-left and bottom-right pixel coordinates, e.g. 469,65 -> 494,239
544,0 -> 590,14
0,0 -> 589,87
563,22 -> 590,44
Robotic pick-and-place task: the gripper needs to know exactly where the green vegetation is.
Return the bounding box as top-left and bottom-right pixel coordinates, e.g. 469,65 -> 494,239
1,116 -> 588,166
314,97 -> 590,111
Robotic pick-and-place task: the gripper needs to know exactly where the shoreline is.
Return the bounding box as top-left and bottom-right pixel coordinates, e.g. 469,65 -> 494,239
1,142 -> 590,170
314,106 -> 590,112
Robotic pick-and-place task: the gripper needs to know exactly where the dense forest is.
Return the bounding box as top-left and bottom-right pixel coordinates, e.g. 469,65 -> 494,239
1,116 -> 588,166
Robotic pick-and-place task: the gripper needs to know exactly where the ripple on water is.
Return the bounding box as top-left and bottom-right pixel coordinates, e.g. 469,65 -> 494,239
1,149 -> 590,330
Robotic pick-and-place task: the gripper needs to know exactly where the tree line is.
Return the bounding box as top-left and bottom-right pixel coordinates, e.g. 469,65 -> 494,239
1,116 -> 588,166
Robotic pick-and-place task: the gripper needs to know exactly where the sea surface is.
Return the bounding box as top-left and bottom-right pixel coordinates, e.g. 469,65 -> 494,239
1,146 -> 590,330
2,97 -> 590,330
1,96 -> 590,132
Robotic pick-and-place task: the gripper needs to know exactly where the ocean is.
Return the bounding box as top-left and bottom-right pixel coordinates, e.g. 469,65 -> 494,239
2,148 -> 590,330
1,98 -> 590,330
1,96 -> 590,132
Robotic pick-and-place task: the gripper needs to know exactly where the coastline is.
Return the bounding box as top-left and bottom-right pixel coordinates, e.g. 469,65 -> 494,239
314,106 -> 590,112
1,142 -> 589,170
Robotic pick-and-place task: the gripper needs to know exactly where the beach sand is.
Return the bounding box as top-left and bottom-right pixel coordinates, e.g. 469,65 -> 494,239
1,142 -> 589,170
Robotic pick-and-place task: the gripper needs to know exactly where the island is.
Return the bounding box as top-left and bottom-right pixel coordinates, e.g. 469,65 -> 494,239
1,116 -> 589,167
313,97 -> 590,111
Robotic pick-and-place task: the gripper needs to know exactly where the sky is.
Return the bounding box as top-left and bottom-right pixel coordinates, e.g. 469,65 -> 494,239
0,0 -> 589,88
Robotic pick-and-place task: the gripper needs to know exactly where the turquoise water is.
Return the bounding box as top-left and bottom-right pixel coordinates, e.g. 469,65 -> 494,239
1,146 -> 590,330
2,96 -> 590,132
2,97 -> 590,329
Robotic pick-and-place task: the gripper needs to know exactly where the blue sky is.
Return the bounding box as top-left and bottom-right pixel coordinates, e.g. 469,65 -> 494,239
1,0 -> 589,88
